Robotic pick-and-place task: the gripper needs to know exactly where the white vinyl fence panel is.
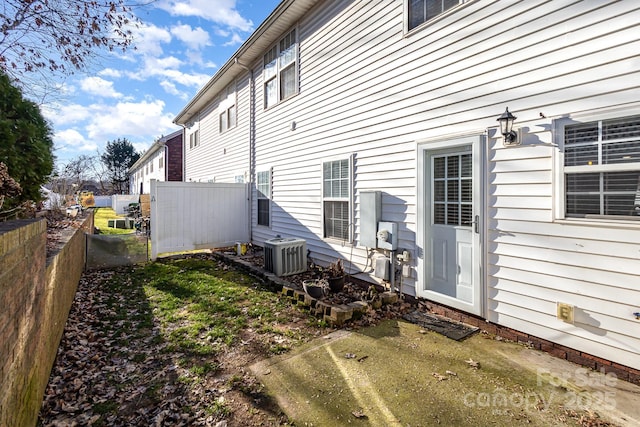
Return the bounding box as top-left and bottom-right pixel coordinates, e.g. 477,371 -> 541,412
150,180 -> 250,259
112,195 -> 139,214
93,196 -> 112,208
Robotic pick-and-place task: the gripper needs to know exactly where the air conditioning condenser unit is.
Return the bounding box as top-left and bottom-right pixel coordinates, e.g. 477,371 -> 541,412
264,237 -> 307,276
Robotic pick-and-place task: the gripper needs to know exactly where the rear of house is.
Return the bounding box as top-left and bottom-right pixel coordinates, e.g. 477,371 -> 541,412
175,0 -> 640,374
130,129 -> 183,194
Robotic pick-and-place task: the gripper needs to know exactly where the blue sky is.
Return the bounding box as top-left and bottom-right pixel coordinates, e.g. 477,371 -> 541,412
43,0 -> 281,168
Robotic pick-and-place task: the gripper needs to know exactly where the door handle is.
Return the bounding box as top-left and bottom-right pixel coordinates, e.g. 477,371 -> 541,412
463,215 -> 480,234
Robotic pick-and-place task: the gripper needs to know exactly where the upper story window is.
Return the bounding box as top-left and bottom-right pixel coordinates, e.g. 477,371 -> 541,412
189,129 -> 199,149
408,0 -> 467,31
219,83 -> 237,133
562,114 -> 640,220
159,156 -> 164,169
264,28 -> 298,109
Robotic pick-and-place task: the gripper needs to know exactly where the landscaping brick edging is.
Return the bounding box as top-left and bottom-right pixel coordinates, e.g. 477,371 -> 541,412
211,251 -> 398,326
213,251 -> 640,386
280,285 -> 398,326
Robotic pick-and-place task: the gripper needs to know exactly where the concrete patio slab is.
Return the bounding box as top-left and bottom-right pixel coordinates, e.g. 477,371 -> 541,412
251,319 -> 640,426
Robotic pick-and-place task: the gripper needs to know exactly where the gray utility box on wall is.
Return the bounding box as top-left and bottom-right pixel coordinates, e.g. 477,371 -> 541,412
360,191 -> 381,248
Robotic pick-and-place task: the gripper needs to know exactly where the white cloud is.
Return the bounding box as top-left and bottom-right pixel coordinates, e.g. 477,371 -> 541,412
143,56 -> 184,75
214,27 -> 230,37
84,99 -> 176,142
43,103 -> 92,126
80,77 -> 123,98
50,99 -> 178,163
131,22 -> 172,56
171,24 -> 211,49
54,129 -> 97,153
156,0 -> 253,32
133,141 -> 152,155
99,68 -> 123,78
160,81 -> 189,101
161,69 -> 210,88
223,32 -> 244,46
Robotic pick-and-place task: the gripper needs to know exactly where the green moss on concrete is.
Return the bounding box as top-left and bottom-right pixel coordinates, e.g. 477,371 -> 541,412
252,320 -> 611,426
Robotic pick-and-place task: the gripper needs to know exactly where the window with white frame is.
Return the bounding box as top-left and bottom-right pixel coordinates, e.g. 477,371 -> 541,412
562,114 -> 640,219
257,170 -> 271,226
159,156 -> 164,169
189,129 -> 199,149
219,83 -> 237,133
323,158 -> 351,240
264,28 -> 297,109
408,0 -> 468,31
150,162 -> 153,173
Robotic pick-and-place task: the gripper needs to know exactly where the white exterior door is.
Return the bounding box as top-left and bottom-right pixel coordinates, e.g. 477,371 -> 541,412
417,136 -> 484,316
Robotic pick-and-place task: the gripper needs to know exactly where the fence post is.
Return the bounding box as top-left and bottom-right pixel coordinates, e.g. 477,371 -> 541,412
150,179 -> 158,260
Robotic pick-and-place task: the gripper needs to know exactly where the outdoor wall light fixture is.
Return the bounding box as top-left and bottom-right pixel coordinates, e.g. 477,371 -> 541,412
497,107 -> 518,146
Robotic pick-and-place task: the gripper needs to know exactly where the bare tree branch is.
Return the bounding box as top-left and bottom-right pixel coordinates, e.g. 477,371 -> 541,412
0,0 -> 147,99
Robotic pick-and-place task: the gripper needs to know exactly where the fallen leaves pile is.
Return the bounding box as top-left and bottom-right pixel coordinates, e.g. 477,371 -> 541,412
38,268 -> 293,426
45,209 -> 86,257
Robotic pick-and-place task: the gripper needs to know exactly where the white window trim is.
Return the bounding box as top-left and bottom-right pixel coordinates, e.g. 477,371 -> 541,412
553,106 -> 640,223
321,155 -> 354,243
263,27 -> 299,110
189,128 -> 200,149
256,168 -> 272,228
219,82 -> 237,133
404,0 -> 476,35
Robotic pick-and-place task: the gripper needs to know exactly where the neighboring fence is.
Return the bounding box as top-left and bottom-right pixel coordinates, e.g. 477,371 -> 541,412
93,196 -> 112,208
111,195 -> 139,214
86,234 -> 149,270
150,180 -> 250,259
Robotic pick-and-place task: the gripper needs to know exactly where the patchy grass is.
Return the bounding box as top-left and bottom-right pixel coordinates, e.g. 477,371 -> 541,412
137,257 -> 309,358
40,255 -> 327,426
94,207 -> 135,235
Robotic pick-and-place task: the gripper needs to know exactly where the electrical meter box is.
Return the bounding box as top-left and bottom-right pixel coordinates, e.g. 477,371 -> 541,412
359,191 -> 381,248
377,221 -> 398,250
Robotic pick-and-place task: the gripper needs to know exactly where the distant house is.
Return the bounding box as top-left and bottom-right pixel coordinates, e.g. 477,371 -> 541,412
129,129 -> 183,194
174,1 -> 640,374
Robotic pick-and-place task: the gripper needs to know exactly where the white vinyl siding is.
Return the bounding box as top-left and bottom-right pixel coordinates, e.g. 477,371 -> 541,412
130,147 -> 166,194
561,114 -> 640,219
263,28 -> 298,109
185,0 -> 640,369
184,74 -> 251,183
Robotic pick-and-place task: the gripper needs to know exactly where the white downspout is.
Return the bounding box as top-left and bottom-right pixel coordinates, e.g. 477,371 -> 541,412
235,57 -> 255,244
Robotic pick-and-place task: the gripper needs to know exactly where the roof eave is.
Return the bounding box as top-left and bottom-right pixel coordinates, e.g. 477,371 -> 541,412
173,0 -> 319,125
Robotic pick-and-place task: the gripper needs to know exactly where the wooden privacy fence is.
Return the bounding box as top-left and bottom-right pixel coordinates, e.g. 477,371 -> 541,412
150,180 -> 250,259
